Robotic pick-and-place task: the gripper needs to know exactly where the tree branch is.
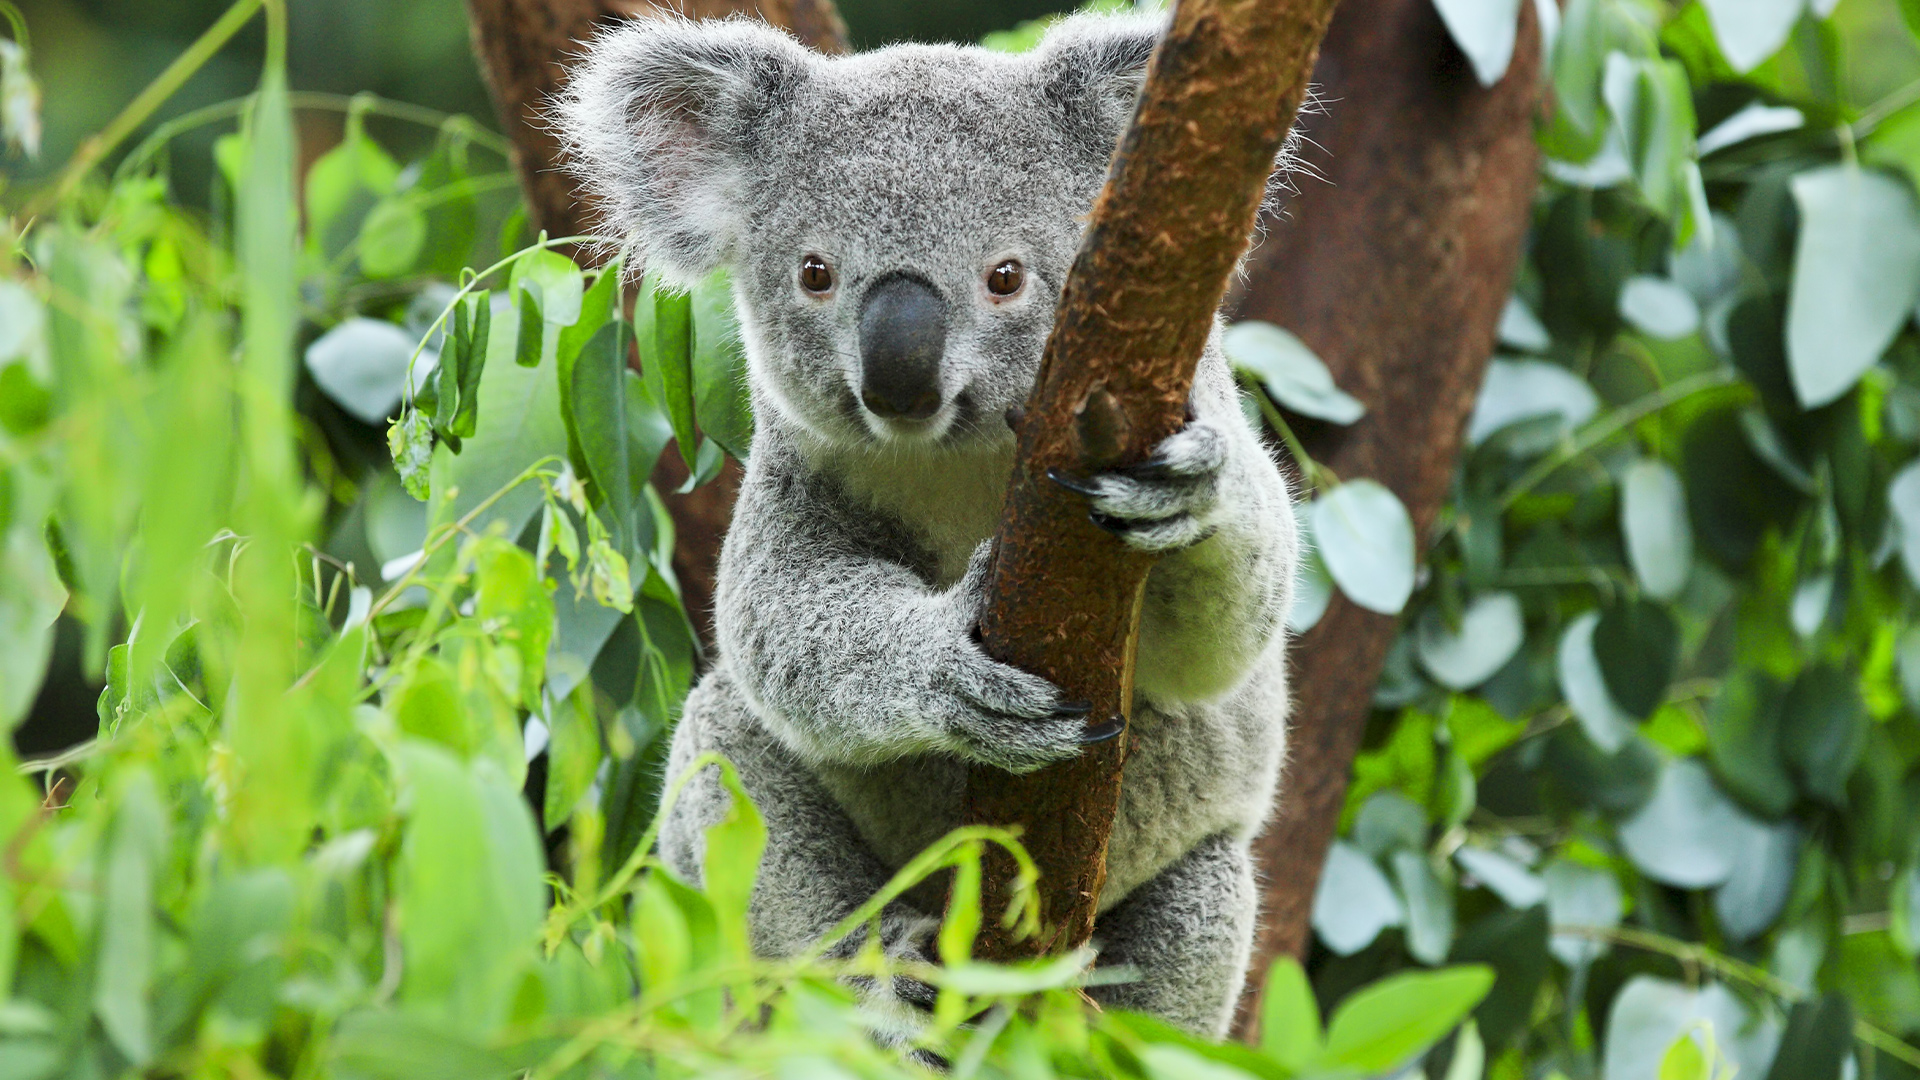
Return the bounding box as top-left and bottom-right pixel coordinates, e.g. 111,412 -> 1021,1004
964,0 -> 1339,960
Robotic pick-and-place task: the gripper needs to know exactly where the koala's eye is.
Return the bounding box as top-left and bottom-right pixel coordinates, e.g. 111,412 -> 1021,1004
800,254 -> 835,294
987,259 -> 1025,298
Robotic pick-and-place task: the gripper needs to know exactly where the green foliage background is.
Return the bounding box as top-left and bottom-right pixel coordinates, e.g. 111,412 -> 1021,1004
3,0 -> 1920,1078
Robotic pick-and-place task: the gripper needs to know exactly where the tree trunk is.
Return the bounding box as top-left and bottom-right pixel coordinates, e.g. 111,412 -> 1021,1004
1227,0 -> 1542,1037
463,0 -> 848,641
965,0 -> 1339,961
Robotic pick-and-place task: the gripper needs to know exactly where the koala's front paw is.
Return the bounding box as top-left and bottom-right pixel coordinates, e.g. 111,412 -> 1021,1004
934,645 -> 1117,773
1049,420 -> 1226,553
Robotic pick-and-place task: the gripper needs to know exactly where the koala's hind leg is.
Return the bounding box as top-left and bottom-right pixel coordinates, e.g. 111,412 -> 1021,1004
659,673 -> 940,1011
1087,833 -> 1256,1037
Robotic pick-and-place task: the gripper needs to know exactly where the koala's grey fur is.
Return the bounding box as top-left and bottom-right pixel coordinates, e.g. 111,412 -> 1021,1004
558,10 -> 1299,1039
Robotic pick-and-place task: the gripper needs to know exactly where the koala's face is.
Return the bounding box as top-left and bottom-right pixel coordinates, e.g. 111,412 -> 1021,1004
560,14 -> 1160,450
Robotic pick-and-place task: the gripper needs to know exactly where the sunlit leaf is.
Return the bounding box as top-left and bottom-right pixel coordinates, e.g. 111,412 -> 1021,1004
1699,0 -> 1803,73
307,317 -> 416,425
1223,320 -> 1365,425
1321,965 -> 1494,1071
1621,459 -> 1693,601
1311,841 -> 1404,956
1311,480 -> 1416,615
1786,166 -> 1920,408
1431,0 -> 1523,86
1416,592 -> 1523,691
1617,760 -> 1768,889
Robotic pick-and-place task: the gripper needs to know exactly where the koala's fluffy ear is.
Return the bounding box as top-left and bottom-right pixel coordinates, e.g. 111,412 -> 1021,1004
557,16 -> 813,285
1032,13 -> 1164,167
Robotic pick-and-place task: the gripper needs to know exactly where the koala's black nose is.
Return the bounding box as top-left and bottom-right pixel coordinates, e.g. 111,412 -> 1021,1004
858,273 -> 947,422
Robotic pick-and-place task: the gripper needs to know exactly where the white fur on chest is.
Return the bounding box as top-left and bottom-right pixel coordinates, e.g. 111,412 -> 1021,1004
809,439 -> 1014,585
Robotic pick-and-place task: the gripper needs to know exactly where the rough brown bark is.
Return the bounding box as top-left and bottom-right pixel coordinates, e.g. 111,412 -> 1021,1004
463,0 -> 846,641
965,0 -> 1339,961
1228,0 -> 1542,1037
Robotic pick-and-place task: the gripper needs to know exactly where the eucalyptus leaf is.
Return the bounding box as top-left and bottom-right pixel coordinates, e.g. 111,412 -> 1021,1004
1604,979 -> 1781,1080
305,317 -> 416,425
1592,599 -> 1677,719
1786,166 -> 1920,408
1618,276 -> 1700,340
1543,860 -> 1622,967
1454,846 -> 1546,910
1617,760 -> 1768,889
1558,611 -> 1637,753
1222,320 -> 1365,425
1697,103 -> 1804,156
1311,480 -> 1416,616
358,197 -> 427,279
1311,841 -> 1404,956
1498,296 -> 1551,353
1699,0 -> 1803,73
1466,359 -> 1598,449
1713,821 -> 1799,943
1431,0 -> 1525,86
1391,850 -> 1456,965
1416,592 -> 1524,691
1621,459 -> 1693,600
1889,460 -> 1920,589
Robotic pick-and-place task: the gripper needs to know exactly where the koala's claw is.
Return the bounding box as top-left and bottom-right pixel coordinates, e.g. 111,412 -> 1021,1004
1079,715 -> 1127,745
1045,422 -> 1228,554
1051,699 -> 1094,718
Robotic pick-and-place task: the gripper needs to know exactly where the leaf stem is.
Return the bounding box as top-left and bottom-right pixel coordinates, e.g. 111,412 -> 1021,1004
25,0 -> 266,217
1497,368 -> 1737,511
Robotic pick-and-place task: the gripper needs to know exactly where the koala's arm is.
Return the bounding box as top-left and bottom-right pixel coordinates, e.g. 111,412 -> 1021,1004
1126,347 -> 1298,705
715,449 -> 1094,772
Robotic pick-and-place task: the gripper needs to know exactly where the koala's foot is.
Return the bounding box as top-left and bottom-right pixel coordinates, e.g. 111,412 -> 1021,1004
1048,420 -> 1226,553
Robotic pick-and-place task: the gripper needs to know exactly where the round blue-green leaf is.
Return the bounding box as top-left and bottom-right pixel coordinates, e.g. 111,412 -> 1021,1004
1617,759 -> 1767,889
1558,611 -> 1636,753
1621,459 -> 1693,600
1311,480 -> 1416,616
305,317 -> 416,425
1312,841 -> 1404,956
1603,978 -> 1780,1080
1713,821 -> 1799,943
1453,845 -> 1546,910
1889,460 -> 1920,589
1544,860 -> 1622,967
1697,103 -> 1804,156
1416,592 -> 1523,690
1498,295 -> 1551,352
1390,850 -> 1456,965
1223,321 -> 1365,424
1432,0 -> 1524,86
1700,0 -> 1801,72
1466,359 -> 1598,448
1619,276 -> 1700,340
1786,166 -> 1920,408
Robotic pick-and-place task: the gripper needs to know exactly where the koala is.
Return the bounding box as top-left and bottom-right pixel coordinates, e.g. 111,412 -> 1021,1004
558,11 -> 1299,1039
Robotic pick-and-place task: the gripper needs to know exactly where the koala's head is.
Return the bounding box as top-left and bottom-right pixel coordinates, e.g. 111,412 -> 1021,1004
558,13 -> 1160,450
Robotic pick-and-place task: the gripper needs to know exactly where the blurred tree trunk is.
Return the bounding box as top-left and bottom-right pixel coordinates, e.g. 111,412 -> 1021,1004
1228,0 -> 1543,1037
966,0 -> 1338,961
463,0 -> 848,639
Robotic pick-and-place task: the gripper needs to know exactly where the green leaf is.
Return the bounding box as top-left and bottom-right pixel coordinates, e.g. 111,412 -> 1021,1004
1415,592 -> 1523,690
387,409 -> 434,501
392,656 -> 476,756
1443,1021 -> 1486,1080
304,109 -> 399,260
1658,1029 -> 1711,1080
1780,664 -> 1866,807
701,762 -> 767,963
1454,846 -> 1545,910
542,684 -> 602,828
570,320 -> 635,555
92,770 -> 167,1066
1762,995 -> 1852,1080
641,275 -> 698,471
1786,166 -> 1920,408
1705,669 -> 1796,817
1592,598 -> 1677,718
1621,458 -> 1693,601
1,466 -> 65,730
397,744 -> 544,1034
450,293 -> 491,439
1892,859 -> 1919,960
1320,965 -> 1495,1071
1619,276 -> 1700,340
1888,460 -> 1920,589
1256,956 -> 1321,1067
1311,480 -> 1415,615
1466,359 -> 1597,450
1431,0 -> 1523,86
1223,321 -> 1365,425
472,539 -> 552,704
359,196 -> 428,279
1447,909 -> 1545,1051
691,269 -> 755,460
